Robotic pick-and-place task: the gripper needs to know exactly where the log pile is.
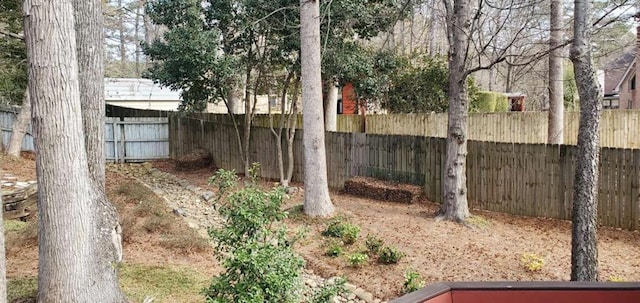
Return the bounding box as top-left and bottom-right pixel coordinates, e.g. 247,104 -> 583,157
343,176 -> 423,204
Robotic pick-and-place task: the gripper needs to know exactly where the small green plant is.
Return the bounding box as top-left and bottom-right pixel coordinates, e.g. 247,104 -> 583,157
520,253 -> 544,272
341,224 -> 360,245
378,246 -> 405,264
402,269 -> 425,294
322,218 -> 361,245
347,253 -> 369,268
365,234 -> 384,256
204,163 -> 304,303
325,242 -> 343,257
310,277 -> 348,303
607,276 -> 625,282
322,217 -> 348,237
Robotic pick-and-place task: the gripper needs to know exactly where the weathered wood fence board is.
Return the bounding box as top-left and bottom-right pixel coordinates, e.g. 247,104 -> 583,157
169,116 -> 640,230
0,105 -> 34,151
105,117 -> 169,162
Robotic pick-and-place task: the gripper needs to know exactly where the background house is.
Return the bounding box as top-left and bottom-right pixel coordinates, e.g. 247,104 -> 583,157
603,51 -> 636,109
105,78 -> 273,113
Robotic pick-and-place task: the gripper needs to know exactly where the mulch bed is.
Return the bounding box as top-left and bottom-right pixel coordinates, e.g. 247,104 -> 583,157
343,176 -> 424,203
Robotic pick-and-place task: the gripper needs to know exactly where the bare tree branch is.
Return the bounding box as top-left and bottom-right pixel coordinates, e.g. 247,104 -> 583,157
0,29 -> 23,40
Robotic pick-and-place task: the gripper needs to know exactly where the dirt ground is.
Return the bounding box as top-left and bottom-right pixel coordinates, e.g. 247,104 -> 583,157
3,155 -> 640,301
150,160 -> 640,300
1,154 -> 218,283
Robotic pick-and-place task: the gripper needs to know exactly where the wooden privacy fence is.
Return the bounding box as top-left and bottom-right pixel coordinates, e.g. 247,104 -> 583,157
182,109 -> 640,148
365,110 -> 640,148
170,116 -> 640,230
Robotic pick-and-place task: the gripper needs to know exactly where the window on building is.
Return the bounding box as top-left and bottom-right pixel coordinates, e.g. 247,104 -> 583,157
630,75 -> 636,90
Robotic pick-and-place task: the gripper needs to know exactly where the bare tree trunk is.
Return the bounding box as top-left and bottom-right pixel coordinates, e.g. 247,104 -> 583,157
569,0 -> 600,282
242,64 -> 252,174
117,0 -> 127,71
548,0 -> 564,144
325,79 -> 338,132
437,0 -> 471,222
6,89 -> 30,157
24,0 -> 126,301
134,2 -> 142,77
286,78 -> 300,184
270,72 -> 294,186
74,0 -> 126,300
0,190 -> 6,303
300,0 -> 335,217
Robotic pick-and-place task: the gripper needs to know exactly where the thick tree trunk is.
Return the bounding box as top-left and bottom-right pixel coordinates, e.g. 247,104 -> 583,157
569,0 -> 600,282
548,0 -> 564,144
325,80 -> 338,132
300,0 -> 335,217
437,0 -> 471,222
6,89 -> 30,157
25,0 -> 98,301
73,0 -> 127,299
0,190 -> 6,302
24,0 -> 126,301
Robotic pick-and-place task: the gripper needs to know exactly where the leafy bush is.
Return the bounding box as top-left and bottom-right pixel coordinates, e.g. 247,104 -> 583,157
325,242 -> 343,257
340,224 -> 360,245
520,253 -> 544,272
473,91 -> 497,112
204,163 -> 304,303
322,218 -> 360,245
402,270 -> 425,294
387,55 -> 479,114
365,234 -> 384,256
495,93 -> 509,112
378,246 -> 405,264
347,253 -> 369,268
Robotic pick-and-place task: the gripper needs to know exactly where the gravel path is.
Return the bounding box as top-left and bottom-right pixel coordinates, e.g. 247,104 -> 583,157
108,163 -> 385,303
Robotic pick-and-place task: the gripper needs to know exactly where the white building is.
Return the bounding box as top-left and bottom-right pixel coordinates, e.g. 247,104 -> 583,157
104,78 -> 273,113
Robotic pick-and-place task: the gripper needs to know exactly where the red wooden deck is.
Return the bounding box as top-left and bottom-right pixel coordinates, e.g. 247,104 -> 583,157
390,282 -> 640,303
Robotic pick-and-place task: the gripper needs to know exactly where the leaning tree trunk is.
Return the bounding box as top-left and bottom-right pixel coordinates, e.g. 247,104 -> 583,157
74,0 -> 127,299
437,0 -> 471,222
300,0 -> 335,217
6,89 -> 31,157
24,0 -> 126,301
569,0 -> 600,282
547,0 -> 564,144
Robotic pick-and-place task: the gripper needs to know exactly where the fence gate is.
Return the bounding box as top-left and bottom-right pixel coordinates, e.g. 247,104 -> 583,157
105,117 -> 169,162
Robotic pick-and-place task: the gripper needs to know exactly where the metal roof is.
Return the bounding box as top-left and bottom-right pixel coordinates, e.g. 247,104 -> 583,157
104,78 -> 182,102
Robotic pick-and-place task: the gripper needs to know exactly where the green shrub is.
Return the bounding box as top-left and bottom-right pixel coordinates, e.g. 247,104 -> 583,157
322,218 -> 360,245
378,246 -> 405,264
347,253 -> 369,268
340,224 -> 360,245
365,234 -> 384,256
473,91 -> 497,112
402,270 -> 425,294
204,163 -> 304,303
325,242 -> 343,257
495,93 -> 509,112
